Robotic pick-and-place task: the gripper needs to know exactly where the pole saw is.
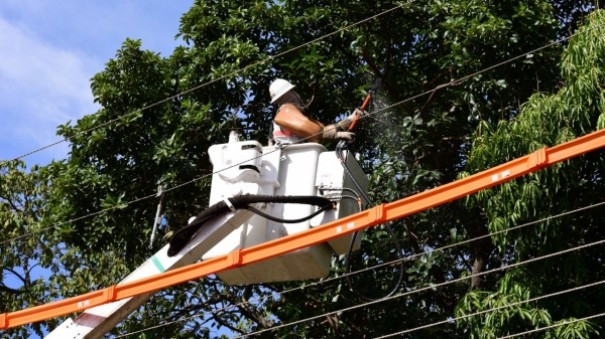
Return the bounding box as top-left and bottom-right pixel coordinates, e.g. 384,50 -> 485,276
336,78 -> 405,301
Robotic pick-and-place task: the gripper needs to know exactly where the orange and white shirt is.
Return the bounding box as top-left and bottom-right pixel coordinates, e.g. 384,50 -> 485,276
272,121 -> 303,144
272,103 -> 324,144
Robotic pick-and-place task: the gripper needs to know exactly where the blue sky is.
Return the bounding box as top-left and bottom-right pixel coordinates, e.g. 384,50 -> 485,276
1,2 -> 230,336
0,1 -> 193,166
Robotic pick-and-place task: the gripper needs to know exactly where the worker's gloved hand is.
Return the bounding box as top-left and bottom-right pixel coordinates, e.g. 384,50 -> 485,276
336,131 -> 355,141
322,124 -> 355,141
353,108 -> 368,117
337,109 -> 368,131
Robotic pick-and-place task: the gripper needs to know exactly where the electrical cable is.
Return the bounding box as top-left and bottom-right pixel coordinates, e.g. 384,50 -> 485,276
497,311 -> 605,339
8,1 -> 603,164
4,6 -> 605,338
320,186 -> 364,200
75,13 -> 605,339
4,3 -> 408,163
278,200 -> 605,294
344,223 -> 404,301
235,237 -> 605,338
0,146 -> 281,246
336,92 -> 406,302
331,194 -> 363,206
0,191 -> 157,247
2,17 -> 600,247
338,199 -> 605,276
113,312 -> 206,338
335,134 -> 405,301
374,278 -> 605,338
118,308 -> 605,339
112,200 -> 605,338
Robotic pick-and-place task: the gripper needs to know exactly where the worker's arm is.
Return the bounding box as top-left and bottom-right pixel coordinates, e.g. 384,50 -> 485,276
274,103 -> 324,142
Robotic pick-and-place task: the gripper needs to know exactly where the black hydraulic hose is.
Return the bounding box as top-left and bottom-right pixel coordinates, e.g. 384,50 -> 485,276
168,194 -> 334,256
336,141 -> 405,301
344,222 -> 405,301
246,204 -> 332,224
335,143 -> 372,205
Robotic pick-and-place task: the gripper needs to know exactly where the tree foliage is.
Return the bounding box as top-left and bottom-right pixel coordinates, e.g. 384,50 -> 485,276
1,0 -> 603,338
0,161 -> 61,338
456,9 -> 605,338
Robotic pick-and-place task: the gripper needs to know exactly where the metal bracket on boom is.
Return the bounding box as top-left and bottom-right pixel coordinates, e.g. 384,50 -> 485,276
149,184 -> 165,249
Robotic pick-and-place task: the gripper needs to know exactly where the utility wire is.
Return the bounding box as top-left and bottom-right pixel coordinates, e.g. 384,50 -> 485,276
1,2 -> 409,244
112,200 -> 605,338
0,144 -> 284,246
5,4 -> 604,337
81,9 -> 605,339
114,310 -> 211,338
0,158 -> 258,246
375,279 -> 605,338
312,200 -> 605,280
236,237 -> 605,337
2,18 -> 596,246
0,191 -> 157,247
498,312 -> 605,339
6,8 -> 605,331
5,3 -> 407,163
9,0 -> 603,163
356,30 -> 583,120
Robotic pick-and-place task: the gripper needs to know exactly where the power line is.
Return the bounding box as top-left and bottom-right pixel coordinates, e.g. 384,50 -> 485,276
114,309 -> 209,338
1,3 -> 409,244
0,147 -> 275,246
361,30 -> 585,119
0,191 -> 157,247
236,237 -> 605,337
10,1 -> 603,164
67,9 -> 605,339
6,3 -> 408,163
3,5 -> 603,338
311,200 -> 605,281
498,311 -> 605,339
375,279 -> 605,338
112,200 -> 605,337
2,17 -> 595,246
4,5 -> 604,334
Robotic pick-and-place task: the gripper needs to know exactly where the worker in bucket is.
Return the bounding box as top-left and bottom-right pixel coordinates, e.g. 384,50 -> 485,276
269,78 -> 359,144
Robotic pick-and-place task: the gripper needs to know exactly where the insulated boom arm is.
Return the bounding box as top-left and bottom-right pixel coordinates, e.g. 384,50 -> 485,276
44,210 -> 254,338
3,128 -> 605,334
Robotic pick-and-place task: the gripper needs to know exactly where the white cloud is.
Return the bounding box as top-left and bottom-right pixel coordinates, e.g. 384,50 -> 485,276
0,1 -> 191,165
0,16 -> 98,163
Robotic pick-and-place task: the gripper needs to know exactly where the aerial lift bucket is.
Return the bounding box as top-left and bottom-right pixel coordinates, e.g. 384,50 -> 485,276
202,132 -> 367,284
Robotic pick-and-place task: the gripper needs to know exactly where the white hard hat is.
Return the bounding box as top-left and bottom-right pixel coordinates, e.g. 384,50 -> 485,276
269,78 -> 295,103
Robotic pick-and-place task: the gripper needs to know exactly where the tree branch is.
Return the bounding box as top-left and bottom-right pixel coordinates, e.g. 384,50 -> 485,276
464,208 -> 494,290
4,268 -> 27,285
0,284 -> 22,294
